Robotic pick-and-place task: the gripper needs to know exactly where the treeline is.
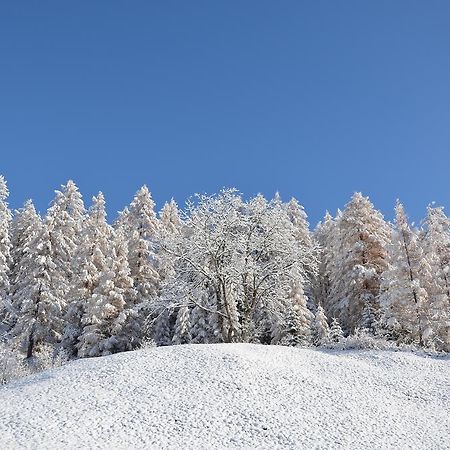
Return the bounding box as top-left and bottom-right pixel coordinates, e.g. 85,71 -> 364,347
0,176 -> 449,361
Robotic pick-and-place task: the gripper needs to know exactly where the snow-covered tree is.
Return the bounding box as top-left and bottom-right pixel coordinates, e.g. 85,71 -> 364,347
160,199 -> 182,236
44,180 -> 86,340
380,201 -> 431,345
327,193 -> 390,333
312,212 -> 336,311
312,304 -> 330,346
0,176 -> 12,327
284,197 -> 318,283
159,190 -> 317,344
419,205 -> 450,350
329,318 -> 344,343
10,220 -> 64,358
8,201 -> 41,328
158,199 -> 183,283
77,231 -> 136,357
62,193 -> 113,356
172,306 -> 191,345
360,299 -> 379,334
275,281 -> 313,346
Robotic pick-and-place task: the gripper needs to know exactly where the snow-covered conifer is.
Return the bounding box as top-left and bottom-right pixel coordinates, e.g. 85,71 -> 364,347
312,304 -> 330,346
312,212 -> 336,311
380,201 -> 431,345
63,193 -> 113,355
0,176 -> 12,326
44,180 -> 86,340
329,318 -> 344,343
275,281 -> 313,346
419,205 -> 450,349
77,231 -> 136,357
127,186 -> 160,290
327,193 -> 390,333
172,306 -> 191,345
8,201 -> 41,327
10,221 -> 64,358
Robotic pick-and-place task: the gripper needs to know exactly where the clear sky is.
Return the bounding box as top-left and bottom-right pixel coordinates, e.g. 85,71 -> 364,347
1,2 -> 449,226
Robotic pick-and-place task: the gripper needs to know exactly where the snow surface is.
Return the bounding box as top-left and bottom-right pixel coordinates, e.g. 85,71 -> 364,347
1,344 -> 449,449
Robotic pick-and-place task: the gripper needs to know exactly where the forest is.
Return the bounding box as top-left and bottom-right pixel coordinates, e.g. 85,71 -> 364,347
0,175 -> 449,370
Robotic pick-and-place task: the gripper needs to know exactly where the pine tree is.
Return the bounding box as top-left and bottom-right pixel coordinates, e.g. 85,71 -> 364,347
329,318 -> 344,343
312,304 -> 330,346
0,176 -> 12,327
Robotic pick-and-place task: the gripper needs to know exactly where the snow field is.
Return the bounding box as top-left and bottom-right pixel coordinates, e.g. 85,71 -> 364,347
0,343 -> 449,449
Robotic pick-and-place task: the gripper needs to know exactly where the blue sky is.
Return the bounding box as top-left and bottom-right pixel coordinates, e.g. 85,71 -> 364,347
1,2 -> 449,226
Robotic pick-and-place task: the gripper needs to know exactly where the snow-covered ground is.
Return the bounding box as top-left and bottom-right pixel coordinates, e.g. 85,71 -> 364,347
0,344 -> 449,449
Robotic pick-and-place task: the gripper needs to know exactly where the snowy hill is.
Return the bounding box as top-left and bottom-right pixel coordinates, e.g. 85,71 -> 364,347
1,344 -> 449,449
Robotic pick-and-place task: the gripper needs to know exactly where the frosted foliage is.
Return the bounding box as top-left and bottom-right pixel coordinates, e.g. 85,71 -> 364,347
10,223 -> 65,357
421,206 -> 450,350
9,201 -> 40,325
1,174 -> 450,358
77,231 -> 136,357
326,193 -> 390,332
329,318 -> 344,343
63,193 -> 113,355
312,305 -> 330,345
380,202 -> 431,346
0,176 -> 12,317
159,189 -> 317,344
126,186 -> 161,302
44,180 -> 86,333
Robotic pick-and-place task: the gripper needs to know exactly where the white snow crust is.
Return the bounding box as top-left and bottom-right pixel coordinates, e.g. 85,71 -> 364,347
1,344 -> 449,449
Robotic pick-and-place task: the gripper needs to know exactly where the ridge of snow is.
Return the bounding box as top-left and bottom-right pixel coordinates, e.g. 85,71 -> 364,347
1,344 -> 449,449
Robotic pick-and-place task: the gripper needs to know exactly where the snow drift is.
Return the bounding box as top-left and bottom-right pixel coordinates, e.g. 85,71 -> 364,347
1,344 -> 449,449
